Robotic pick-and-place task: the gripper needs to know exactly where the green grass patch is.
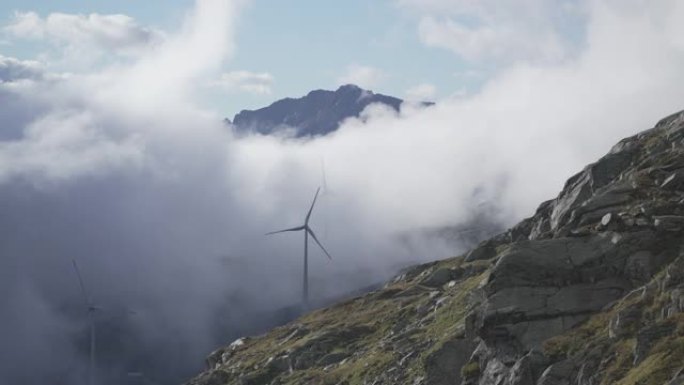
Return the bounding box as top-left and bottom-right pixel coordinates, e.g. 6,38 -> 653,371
615,337 -> 684,385
461,361 -> 480,379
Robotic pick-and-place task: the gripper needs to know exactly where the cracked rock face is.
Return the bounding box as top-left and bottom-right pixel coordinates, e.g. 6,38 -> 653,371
188,111 -> 684,385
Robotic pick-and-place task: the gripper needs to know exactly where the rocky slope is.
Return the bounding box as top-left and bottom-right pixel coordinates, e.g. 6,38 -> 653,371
229,84 -> 428,137
189,111 -> 684,385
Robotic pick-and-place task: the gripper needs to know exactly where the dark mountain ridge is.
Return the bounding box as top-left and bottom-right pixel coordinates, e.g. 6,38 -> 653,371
229,84 -> 430,137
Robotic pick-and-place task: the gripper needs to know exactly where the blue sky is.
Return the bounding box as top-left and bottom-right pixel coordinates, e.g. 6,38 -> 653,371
0,0 -> 485,116
228,1 -> 473,100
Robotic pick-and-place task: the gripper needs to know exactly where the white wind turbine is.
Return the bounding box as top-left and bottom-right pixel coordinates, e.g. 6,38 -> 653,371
266,187 -> 333,308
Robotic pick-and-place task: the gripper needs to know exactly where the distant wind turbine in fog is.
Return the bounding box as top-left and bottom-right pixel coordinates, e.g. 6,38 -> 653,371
320,158 -> 331,197
266,187 -> 333,308
320,158 -> 334,238
72,260 -> 97,385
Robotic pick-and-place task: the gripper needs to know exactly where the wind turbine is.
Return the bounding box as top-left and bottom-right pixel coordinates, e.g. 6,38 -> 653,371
266,187 -> 332,308
72,259 -> 97,385
320,158 -> 330,197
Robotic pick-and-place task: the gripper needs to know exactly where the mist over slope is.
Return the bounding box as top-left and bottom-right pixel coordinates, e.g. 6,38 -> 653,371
3,0 -> 684,384
188,109 -> 684,385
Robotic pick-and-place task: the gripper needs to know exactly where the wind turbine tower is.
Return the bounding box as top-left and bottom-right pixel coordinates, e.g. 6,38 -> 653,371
266,187 -> 333,308
319,158 -> 333,238
72,260 -> 97,385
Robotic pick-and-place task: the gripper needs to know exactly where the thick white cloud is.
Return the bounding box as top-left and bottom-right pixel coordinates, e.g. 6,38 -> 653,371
4,11 -> 164,56
0,3 -> 250,382
212,70 -> 274,94
0,109 -> 147,182
0,0 -> 245,183
398,0 -> 583,63
337,64 -> 386,89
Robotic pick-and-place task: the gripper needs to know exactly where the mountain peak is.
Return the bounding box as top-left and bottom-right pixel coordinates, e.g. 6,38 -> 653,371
336,83 -> 364,92
229,85 -> 406,137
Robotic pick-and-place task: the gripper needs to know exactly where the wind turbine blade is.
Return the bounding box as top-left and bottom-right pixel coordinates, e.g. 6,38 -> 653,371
307,227 -> 332,260
265,225 -> 305,235
72,260 -> 91,308
305,187 -> 321,224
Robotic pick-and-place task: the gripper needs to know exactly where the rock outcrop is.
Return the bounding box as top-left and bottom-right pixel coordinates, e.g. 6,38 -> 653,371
188,110 -> 684,385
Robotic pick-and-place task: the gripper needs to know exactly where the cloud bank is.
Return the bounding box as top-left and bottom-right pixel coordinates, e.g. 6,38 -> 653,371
0,54 -> 44,82
3,0 -> 684,384
397,0 -> 584,63
5,11 -> 164,56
